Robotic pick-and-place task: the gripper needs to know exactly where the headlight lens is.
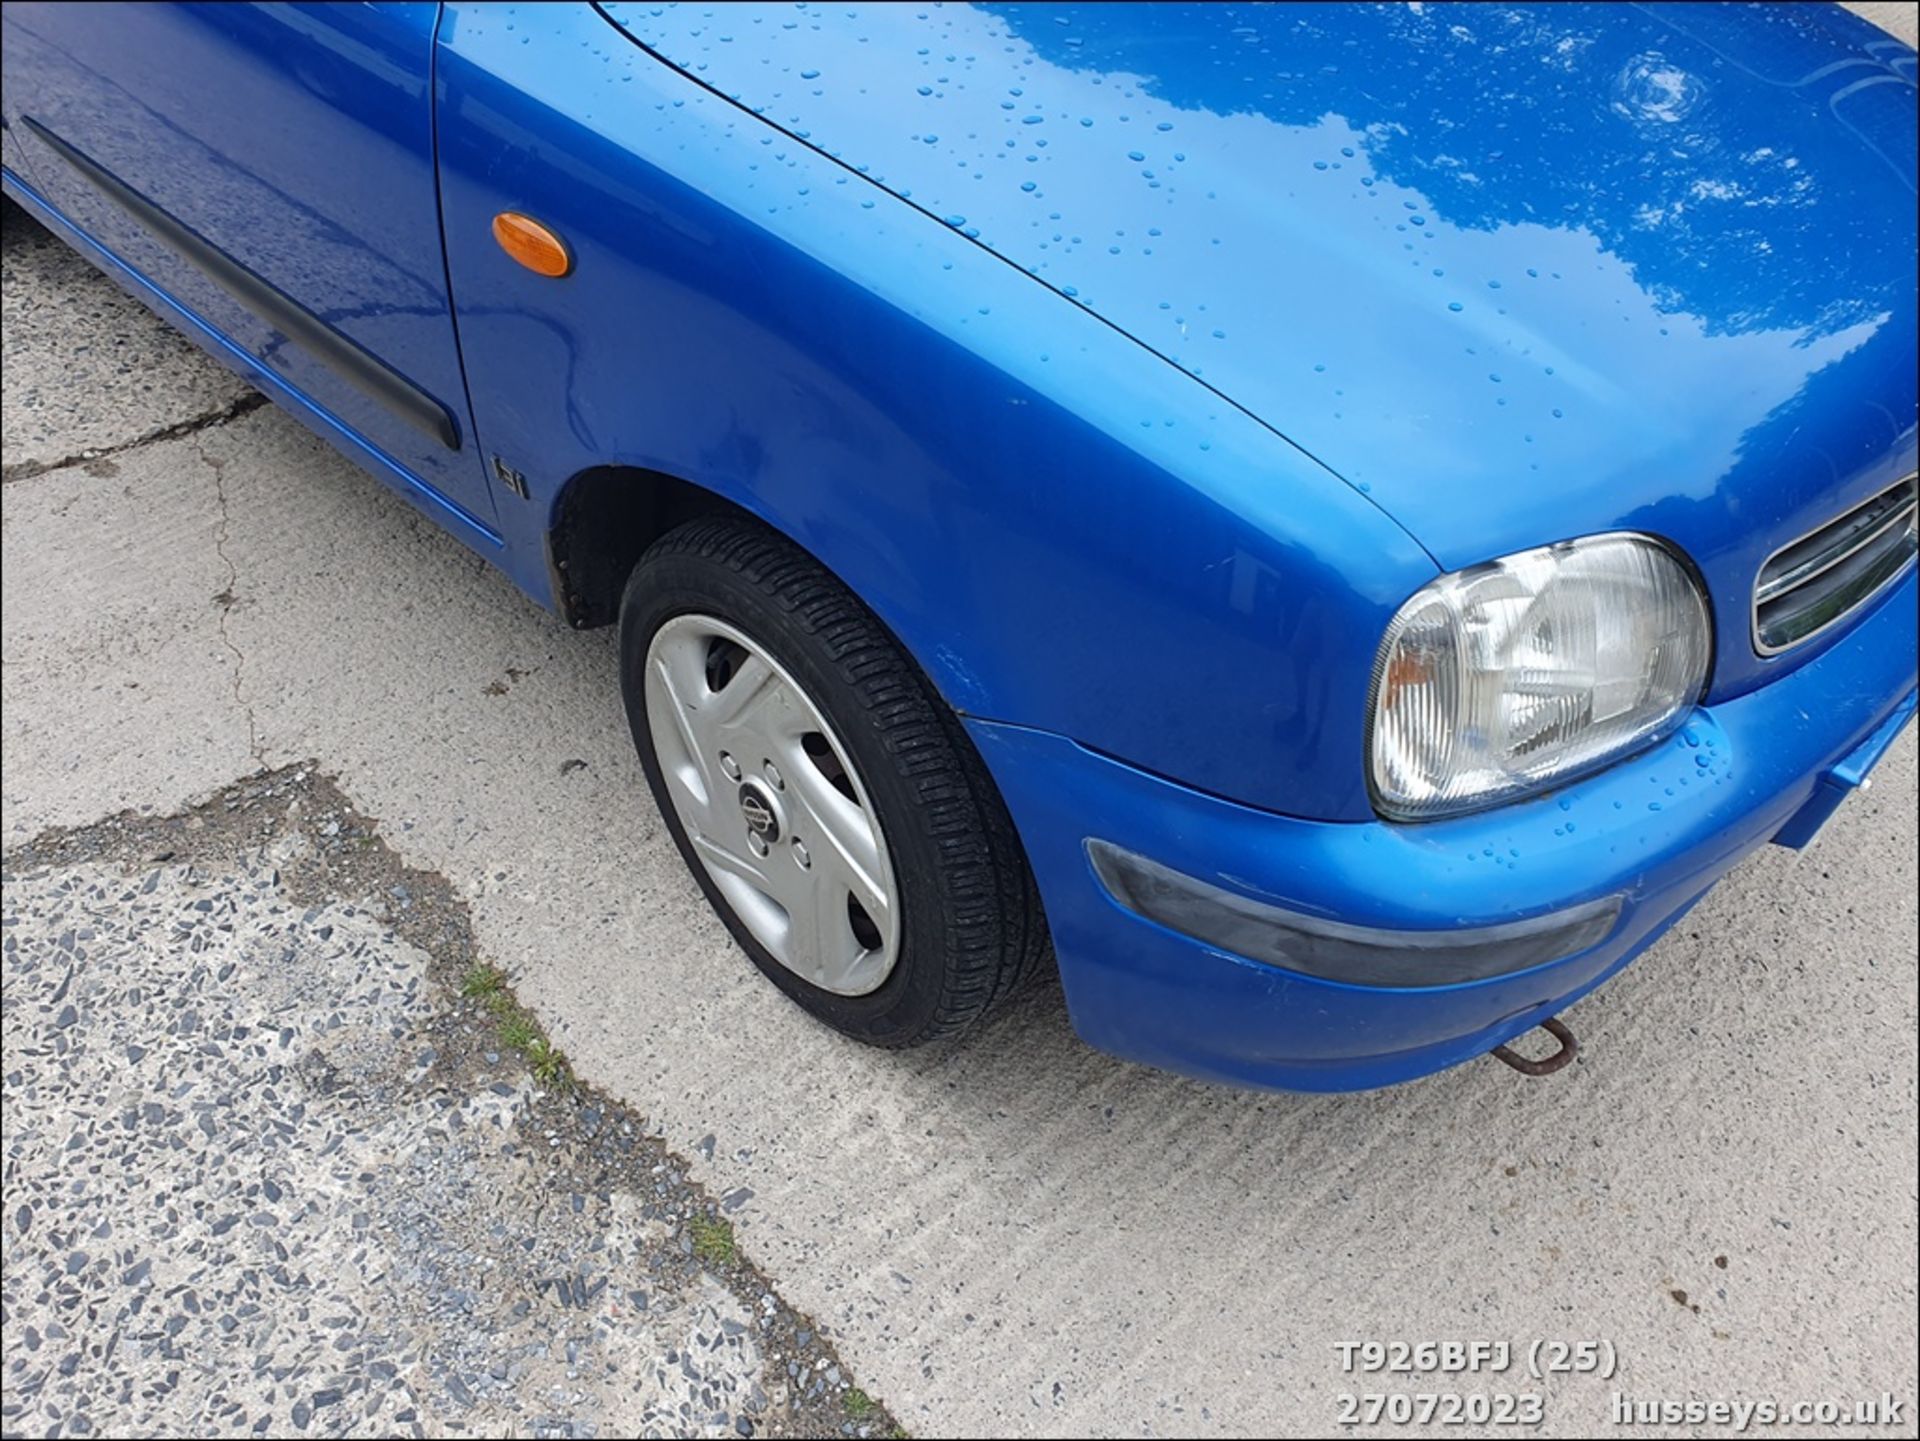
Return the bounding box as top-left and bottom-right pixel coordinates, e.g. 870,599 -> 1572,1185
1369,533 -> 1711,820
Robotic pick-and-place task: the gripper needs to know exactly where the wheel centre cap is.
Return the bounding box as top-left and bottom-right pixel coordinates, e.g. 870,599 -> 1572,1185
738,781 -> 782,843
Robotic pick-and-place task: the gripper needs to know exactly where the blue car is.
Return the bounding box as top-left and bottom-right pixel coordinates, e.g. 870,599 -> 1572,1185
4,2 -> 1914,1091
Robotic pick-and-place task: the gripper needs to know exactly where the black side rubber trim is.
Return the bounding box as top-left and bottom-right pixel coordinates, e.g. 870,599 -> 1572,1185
22,115 -> 461,451
1087,839 -> 1624,989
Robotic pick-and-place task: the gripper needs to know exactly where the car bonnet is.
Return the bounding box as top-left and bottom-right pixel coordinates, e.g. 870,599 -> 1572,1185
599,1 -> 1918,691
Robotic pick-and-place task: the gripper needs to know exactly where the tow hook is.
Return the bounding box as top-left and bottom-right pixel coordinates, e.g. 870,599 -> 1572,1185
1491,1016 -> 1578,1077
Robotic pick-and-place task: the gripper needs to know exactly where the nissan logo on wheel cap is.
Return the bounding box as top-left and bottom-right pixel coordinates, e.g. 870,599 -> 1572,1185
738,783 -> 780,841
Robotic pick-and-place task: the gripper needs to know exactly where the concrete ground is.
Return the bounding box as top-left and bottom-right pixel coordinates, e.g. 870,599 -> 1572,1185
3,14 -> 1916,1430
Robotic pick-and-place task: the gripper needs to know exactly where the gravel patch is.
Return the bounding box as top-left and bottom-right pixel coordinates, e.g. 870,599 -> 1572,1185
2,768 -> 902,1439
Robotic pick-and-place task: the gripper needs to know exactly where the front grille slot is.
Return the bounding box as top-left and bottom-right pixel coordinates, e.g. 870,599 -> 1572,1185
1754,474 -> 1917,655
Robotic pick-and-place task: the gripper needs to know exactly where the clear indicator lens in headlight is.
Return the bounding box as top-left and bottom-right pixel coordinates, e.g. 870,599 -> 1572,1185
1369,533 -> 1711,820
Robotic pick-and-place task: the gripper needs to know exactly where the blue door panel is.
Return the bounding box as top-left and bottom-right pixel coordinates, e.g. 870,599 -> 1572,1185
0,1 -> 497,526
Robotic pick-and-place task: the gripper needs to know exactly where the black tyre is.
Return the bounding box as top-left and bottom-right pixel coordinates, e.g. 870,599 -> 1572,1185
618,516 -> 1048,1047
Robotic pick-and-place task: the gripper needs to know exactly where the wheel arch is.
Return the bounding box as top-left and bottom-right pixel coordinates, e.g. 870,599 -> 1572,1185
545,463 -> 754,631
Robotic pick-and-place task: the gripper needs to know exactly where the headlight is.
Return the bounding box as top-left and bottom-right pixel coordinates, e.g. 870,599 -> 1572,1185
1368,533 -> 1711,820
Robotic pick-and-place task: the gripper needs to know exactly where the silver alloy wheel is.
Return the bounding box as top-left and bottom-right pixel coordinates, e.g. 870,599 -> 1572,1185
643,612 -> 902,995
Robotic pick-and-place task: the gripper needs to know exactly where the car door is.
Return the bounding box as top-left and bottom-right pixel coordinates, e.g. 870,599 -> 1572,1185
0,1 -> 499,531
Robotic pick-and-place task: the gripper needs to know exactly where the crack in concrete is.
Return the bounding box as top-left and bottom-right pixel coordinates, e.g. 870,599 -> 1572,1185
1,389 -> 270,484
199,434 -> 268,769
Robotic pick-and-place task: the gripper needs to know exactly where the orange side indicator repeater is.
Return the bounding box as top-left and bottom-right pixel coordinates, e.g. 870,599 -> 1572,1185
491,212 -> 572,278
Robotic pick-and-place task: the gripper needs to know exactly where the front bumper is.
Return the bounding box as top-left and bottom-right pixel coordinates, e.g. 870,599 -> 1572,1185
967,565 -> 1916,1092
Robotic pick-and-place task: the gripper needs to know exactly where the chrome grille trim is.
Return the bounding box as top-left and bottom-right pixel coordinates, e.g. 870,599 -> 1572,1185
1753,473 -> 1918,656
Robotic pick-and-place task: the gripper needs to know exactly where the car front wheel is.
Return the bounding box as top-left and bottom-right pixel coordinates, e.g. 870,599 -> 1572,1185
617,516 -> 1048,1047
